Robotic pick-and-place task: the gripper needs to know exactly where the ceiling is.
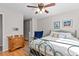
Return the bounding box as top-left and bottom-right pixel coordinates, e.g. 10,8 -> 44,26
0,3 -> 79,19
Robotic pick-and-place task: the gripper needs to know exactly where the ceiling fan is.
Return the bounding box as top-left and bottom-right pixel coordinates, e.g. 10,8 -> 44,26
27,3 -> 55,14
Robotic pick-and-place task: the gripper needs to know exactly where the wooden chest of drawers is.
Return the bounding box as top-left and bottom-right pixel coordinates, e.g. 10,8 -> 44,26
8,35 -> 25,51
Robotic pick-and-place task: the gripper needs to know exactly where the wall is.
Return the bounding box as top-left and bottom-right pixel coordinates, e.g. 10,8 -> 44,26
31,18 -> 37,37
0,7 -> 23,51
37,9 -> 79,38
37,17 -> 52,36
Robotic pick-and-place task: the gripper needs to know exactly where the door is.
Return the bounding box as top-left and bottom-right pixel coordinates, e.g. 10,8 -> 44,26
24,19 -> 32,41
0,14 -> 2,51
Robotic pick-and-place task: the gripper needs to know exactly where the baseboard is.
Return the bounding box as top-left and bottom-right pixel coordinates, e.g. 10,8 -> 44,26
2,48 -> 8,52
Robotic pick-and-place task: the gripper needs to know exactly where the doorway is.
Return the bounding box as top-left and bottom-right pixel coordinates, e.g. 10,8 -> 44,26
24,19 -> 32,41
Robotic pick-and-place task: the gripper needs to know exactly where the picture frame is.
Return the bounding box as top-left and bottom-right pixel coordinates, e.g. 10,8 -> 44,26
63,19 -> 73,27
54,21 -> 60,29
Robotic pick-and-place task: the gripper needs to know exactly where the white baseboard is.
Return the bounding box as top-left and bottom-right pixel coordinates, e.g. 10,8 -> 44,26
2,48 -> 8,52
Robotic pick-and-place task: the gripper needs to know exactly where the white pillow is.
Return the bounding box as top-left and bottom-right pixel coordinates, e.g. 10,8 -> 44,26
65,33 -> 73,39
59,33 -> 66,38
59,33 -> 72,39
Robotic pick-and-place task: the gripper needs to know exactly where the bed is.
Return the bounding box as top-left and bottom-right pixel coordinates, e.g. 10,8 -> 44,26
29,30 -> 79,56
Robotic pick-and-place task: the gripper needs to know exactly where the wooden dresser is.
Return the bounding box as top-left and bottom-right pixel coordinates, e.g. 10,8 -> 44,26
8,35 -> 25,51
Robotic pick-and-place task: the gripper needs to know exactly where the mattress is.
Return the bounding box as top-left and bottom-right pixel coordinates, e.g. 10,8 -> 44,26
30,36 -> 79,56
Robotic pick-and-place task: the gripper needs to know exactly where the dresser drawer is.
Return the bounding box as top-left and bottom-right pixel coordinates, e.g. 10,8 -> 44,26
8,35 -> 25,51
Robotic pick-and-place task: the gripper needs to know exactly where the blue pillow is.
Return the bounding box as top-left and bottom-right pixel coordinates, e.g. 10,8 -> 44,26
34,31 -> 43,39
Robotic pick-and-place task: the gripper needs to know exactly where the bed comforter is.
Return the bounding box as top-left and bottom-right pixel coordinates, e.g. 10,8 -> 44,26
30,36 -> 79,56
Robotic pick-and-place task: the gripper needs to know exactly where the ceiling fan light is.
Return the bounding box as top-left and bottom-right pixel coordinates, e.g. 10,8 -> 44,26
42,8 -> 45,12
36,8 -> 40,12
39,11 -> 42,14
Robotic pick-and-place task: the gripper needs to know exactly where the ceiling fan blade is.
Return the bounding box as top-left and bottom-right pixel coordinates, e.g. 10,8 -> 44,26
27,5 -> 38,8
45,10 -> 49,13
44,3 -> 55,8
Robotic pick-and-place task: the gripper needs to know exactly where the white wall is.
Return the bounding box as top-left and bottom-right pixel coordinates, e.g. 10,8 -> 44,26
31,18 -> 37,37
0,7 -> 23,51
37,9 -> 79,38
37,17 -> 52,36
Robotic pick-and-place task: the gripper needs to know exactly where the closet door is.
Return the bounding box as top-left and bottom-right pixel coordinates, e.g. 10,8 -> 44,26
0,14 -> 2,52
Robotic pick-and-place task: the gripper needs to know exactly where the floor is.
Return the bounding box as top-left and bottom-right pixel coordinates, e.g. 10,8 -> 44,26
0,41 -> 29,56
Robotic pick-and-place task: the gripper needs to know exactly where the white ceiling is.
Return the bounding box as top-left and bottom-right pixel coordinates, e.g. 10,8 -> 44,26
0,3 -> 79,19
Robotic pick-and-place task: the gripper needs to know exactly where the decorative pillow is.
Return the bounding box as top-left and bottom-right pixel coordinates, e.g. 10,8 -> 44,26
53,33 -> 59,38
43,30 -> 51,36
50,31 -> 59,38
34,31 -> 43,39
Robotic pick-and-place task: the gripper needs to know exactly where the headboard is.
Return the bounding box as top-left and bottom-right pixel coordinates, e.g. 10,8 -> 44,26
52,30 -> 77,37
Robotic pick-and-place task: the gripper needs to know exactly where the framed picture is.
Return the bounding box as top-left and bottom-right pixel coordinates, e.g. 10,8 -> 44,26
54,21 -> 60,29
63,19 -> 72,27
